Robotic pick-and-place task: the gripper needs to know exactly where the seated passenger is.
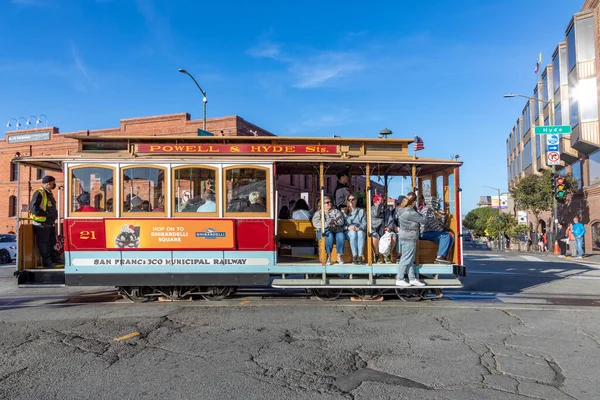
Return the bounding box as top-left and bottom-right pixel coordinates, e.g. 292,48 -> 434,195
312,196 -> 345,265
197,191 -> 216,212
291,198 -> 312,220
75,192 -> 99,212
344,194 -> 366,264
105,198 -> 114,212
130,196 -> 145,212
278,205 -> 290,219
419,196 -> 454,264
370,195 -> 396,263
153,195 -> 165,212
244,191 -> 266,212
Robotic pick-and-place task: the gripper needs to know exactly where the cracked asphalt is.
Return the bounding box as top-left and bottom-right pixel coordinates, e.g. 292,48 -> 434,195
1,244 -> 600,399
1,302 -> 599,399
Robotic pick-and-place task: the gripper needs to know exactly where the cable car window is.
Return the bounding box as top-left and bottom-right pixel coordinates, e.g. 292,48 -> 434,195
70,166 -> 115,215
225,167 -> 268,214
173,167 -> 217,214
122,166 -> 165,214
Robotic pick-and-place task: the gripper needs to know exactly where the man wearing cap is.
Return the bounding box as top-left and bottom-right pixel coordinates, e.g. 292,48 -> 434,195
334,171 -> 351,210
29,175 -> 62,268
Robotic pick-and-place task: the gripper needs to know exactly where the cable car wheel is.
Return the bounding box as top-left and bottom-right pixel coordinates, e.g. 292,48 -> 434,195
201,286 -> 235,301
351,288 -> 385,301
395,288 -> 426,302
310,288 -> 343,301
119,287 -> 149,303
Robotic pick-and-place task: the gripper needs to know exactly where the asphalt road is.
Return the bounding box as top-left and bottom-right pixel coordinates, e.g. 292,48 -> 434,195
1,245 -> 599,399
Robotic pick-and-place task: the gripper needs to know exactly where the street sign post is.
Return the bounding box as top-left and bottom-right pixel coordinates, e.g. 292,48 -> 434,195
547,151 -> 561,165
534,125 -> 571,135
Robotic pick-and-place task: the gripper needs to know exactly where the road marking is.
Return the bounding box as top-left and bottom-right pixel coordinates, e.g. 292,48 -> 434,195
520,255 -> 544,262
114,332 -> 140,342
239,300 -> 251,305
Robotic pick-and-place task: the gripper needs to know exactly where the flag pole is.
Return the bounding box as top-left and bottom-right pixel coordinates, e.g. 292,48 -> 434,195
413,136 -> 417,160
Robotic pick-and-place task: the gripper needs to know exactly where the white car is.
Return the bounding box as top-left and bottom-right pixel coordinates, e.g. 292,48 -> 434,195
0,234 -> 17,264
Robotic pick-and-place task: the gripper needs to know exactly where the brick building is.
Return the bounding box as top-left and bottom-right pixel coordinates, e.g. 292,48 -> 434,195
506,0 -> 600,254
1,112 -> 383,233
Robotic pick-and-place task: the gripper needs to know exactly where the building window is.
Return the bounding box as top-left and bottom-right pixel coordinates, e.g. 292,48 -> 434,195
36,169 -> 46,181
535,135 -> 541,160
592,221 -> 600,251
523,140 -> 532,169
576,17 -> 595,62
577,78 -> 598,123
553,49 -> 561,94
10,163 -> 18,182
534,88 -> 540,121
589,149 -> 600,186
555,102 -> 562,125
523,104 -> 531,134
571,160 -> 582,189
516,125 -> 520,145
8,196 -> 17,217
567,24 -> 576,72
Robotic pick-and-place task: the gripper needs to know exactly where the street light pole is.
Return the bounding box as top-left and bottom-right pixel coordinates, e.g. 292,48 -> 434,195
178,69 -> 207,131
504,93 -> 558,235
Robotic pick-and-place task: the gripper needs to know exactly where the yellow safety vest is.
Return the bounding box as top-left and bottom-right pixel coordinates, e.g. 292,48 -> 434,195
30,188 -> 48,223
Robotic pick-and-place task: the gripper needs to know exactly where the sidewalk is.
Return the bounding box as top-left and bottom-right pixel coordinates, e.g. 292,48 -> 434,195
472,241 -> 600,265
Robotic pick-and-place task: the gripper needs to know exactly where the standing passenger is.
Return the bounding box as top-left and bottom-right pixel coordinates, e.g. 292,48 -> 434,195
312,196 -> 346,265
395,192 -> 426,287
344,194 -> 366,264
334,171 -> 351,210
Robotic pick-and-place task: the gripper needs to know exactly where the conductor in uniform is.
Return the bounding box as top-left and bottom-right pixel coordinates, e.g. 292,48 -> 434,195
29,175 -> 63,267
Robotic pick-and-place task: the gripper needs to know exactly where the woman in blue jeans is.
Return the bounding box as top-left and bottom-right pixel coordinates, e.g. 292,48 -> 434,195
312,196 -> 346,265
344,194 -> 366,264
395,192 -> 426,287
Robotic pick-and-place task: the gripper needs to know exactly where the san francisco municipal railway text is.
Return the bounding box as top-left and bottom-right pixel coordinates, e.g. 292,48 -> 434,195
93,258 -> 248,265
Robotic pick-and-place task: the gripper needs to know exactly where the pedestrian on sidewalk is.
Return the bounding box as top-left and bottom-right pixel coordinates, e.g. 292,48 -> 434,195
519,232 -> 528,251
555,222 -> 567,257
566,223 -> 576,257
572,217 -> 586,259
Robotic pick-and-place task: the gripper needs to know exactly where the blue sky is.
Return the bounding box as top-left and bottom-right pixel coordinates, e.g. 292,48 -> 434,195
1,0 -> 582,212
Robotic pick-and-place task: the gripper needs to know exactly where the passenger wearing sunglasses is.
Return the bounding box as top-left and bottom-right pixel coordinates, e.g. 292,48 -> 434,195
343,195 -> 366,264
312,196 -> 346,265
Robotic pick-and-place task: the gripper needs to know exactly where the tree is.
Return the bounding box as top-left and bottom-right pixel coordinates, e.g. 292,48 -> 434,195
509,170 -> 577,224
485,213 -> 517,239
463,207 -> 499,236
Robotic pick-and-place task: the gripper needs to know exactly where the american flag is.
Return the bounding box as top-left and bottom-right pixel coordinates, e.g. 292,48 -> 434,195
414,136 -> 424,152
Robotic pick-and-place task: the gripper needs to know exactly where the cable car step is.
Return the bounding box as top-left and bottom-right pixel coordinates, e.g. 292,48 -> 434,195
272,278 -> 462,289
15,269 -> 66,286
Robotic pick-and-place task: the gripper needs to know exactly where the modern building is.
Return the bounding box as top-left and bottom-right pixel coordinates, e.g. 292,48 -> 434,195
506,0 -> 600,254
1,112 -> 383,232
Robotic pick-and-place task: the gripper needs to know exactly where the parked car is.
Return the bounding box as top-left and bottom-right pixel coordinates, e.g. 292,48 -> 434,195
0,234 -> 17,264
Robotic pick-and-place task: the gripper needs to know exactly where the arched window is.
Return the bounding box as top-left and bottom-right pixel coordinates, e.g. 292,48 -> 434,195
592,221 -> 600,251
8,196 -> 17,217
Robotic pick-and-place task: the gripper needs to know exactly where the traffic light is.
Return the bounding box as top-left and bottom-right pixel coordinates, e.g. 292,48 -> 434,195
555,176 -> 566,200
551,173 -> 566,200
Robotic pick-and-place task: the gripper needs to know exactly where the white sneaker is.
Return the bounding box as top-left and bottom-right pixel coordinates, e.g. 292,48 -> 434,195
395,280 -> 410,287
337,257 -> 345,265
409,280 -> 426,287
326,257 -> 332,266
